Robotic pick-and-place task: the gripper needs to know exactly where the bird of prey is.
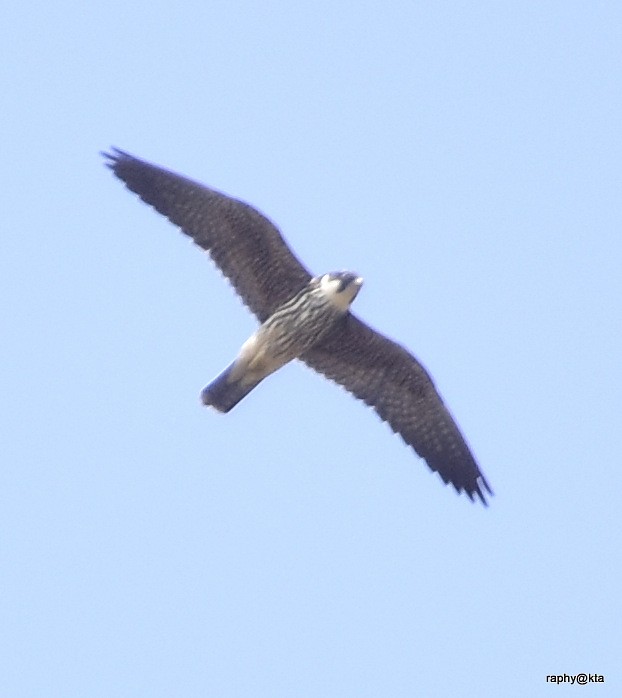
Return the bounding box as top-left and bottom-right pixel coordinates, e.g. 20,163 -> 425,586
103,148 -> 492,504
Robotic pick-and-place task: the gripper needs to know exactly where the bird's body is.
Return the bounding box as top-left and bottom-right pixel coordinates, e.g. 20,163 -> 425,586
202,272 -> 363,412
104,148 -> 493,504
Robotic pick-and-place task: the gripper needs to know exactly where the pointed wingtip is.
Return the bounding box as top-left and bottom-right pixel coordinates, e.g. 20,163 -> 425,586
101,147 -> 133,170
453,472 -> 493,506
470,475 -> 494,506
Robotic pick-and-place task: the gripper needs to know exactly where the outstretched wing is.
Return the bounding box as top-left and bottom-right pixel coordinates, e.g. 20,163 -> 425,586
103,149 -> 312,322
301,314 -> 492,504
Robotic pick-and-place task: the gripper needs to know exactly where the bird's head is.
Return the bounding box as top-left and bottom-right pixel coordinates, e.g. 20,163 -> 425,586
318,271 -> 363,311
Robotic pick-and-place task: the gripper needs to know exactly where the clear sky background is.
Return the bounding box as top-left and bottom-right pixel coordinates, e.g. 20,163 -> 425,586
2,2 -> 620,696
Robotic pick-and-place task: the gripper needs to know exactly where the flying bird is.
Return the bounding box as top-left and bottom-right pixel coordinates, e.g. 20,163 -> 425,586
103,148 -> 492,504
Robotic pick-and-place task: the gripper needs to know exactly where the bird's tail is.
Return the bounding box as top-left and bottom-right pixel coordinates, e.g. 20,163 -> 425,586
201,362 -> 264,413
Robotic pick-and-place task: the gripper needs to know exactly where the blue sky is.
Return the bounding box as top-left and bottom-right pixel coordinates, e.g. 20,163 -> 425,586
2,1 -> 620,695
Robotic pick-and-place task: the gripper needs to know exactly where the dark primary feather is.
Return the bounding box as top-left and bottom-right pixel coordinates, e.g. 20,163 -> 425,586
301,314 -> 492,504
103,149 -> 312,322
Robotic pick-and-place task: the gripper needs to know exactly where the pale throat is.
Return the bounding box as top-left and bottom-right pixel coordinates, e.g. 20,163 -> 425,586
319,273 -> 363,312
